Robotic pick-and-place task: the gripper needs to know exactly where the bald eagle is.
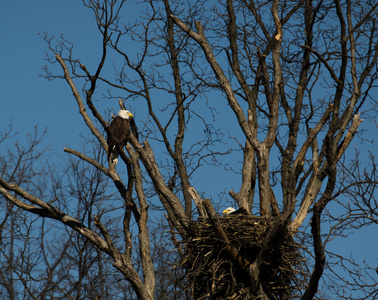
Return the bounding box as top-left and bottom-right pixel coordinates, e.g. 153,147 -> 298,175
107,109 -> 138,164
223,207 -> 236,214
223,207 -> 248,215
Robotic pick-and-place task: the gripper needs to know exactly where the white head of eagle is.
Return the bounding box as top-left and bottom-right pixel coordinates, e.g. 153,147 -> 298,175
107,109 -> 138,164
223,207 -> 236,214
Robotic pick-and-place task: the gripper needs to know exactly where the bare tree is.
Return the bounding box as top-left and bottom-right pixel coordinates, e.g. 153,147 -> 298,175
1,0 -> 378,299
0,128 -> 138,299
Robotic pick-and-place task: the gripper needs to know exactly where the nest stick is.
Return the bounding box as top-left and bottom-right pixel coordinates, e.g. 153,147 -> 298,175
202,198 -> 250,270
189,186 -> 208,217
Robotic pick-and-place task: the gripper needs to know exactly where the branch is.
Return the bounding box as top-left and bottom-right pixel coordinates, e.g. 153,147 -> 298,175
286,104 -> 334,216
93,215 -> 118,255
301,157 -> 336,300
0,186 -> 47,216
1,168 -> 151,299
290,113 -> 362,232
336,114 -> 363,161
128,145 -> 155,297
301,45 -> 341,84
292,104 -> 334,177
300,206 -> 326,300
0,177 -> 110,255
64,147 -> 141,220
128,135 -> 189,235
64,147 -> 110,175
226,0 -> 256,107
188,186 -> 208,218
163,0 -> 192,216
55,54 -> 107,150
170,14 -> 261,152
229,109 -> 256,212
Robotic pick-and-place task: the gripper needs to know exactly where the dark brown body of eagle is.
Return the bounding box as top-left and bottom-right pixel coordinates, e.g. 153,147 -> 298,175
107,109 -> 138,164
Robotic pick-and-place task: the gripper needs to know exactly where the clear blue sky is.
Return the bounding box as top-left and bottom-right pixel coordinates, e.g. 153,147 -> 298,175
0,1 -> 99,152
1,2 -> 377,299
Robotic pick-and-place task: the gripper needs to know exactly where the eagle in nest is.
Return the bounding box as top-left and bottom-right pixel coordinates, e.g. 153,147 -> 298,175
107,109 -> 138,164
223,207 -> 248,215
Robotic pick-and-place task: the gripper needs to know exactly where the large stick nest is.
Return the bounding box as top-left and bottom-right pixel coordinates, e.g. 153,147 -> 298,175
181,213 -> 302,299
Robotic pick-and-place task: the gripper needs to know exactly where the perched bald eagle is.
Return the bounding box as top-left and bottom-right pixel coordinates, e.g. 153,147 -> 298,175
107,109 -> 138,164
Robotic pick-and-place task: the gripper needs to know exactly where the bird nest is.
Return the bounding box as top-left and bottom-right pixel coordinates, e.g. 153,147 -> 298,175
180,213 -> 302,299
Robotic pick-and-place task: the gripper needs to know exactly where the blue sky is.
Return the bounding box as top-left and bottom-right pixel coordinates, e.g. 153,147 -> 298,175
1,1 -> 377,298
0,1 -> 98,152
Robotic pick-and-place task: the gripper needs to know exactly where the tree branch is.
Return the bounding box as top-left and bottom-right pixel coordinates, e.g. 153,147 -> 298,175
55,54 -> 107,150
170,14 -> 261,152
0,177 -> 110,255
